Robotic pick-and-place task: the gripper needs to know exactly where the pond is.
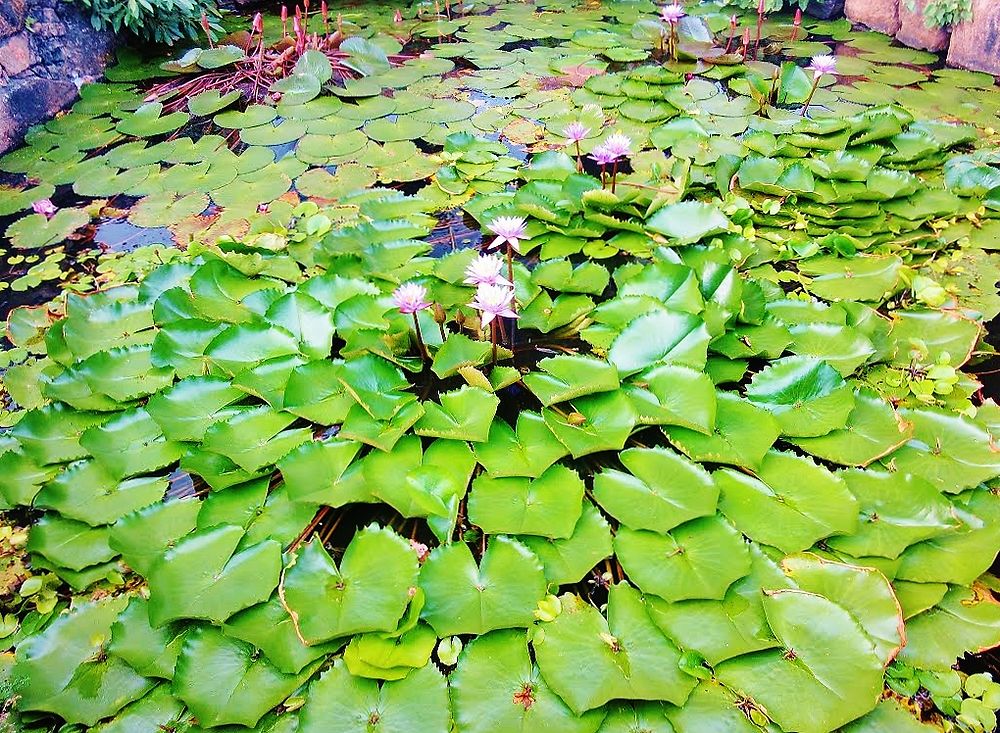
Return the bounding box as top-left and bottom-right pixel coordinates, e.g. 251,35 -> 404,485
2,1 -> 1000,731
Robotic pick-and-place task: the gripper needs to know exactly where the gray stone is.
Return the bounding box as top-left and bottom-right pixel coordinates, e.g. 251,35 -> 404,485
897,0 -> 950,51
0,0 -> 116,153
845,0 -> 901,35
0,77 -> 77,152
0,0 -> 27,40
0,34 -> 36,76
805,0 -> 845,20
947,0 -> 1000,75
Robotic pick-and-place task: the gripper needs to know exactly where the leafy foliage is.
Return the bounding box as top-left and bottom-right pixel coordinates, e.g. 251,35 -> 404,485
2,2 -> 1000,733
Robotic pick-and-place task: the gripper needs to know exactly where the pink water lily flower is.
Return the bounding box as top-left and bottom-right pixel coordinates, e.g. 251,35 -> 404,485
808,55 -> 838,78
471,283 -> 518,327
661,3 -> 685,24
487,216 -> 529,253
603,132 -> 632,159
464,253 -> 512,287
563,121 -> 590,143
32,199 -> 57,218
589,142 -> 618,166
392,282 -> 432,314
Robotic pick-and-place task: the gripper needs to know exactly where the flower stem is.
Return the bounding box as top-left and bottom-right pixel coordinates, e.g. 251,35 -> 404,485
412,312 -> 429,363
506,244 -> 517,313
490,321 -> 498,364
611,160 -> 619,193
600,162 -> 607,188
801,77 -> 819,116
575,140 -> 583,172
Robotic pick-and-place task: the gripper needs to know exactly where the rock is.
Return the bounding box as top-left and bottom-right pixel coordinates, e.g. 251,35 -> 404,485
0,77 -> 77,152
805,0 -> 845,20
947,0 -> 1000,75
897,0 -> 950,51
0,34 -> 36,76
845,0 -> 901,35
0,0 -> 27,40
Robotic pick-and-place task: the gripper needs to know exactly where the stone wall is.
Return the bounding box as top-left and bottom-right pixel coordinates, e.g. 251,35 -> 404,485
0,0 -> 116,154
846,0 -> 1000,75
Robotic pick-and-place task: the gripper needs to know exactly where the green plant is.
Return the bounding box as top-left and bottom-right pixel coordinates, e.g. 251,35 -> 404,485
906,0 -> 974,29
717,0 -> 809,11
73,0 -> 221,46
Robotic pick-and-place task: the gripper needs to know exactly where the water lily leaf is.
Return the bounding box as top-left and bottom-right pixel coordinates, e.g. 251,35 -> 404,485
342,621 -> 436,680
34,460 -> 166,527
188,88 -> 242,116
887,408 -> 1000,493
519,502 -> 613,586
531,260 -> 610,295
431,332 -> 497,378
474,411 -> 569,478
543,389 -> 637,459
452,629 -> 606,733
716,589 -> 884,733
341,36 -> 391,76
15,597 -> 154,726
840,699 -> 938,733
224,594 -> 341,675
282,526 -> 419,644
116,103 -> 190,137
108,497 -> 199,576
624,364 -> 716,433
518,292 -> 595,333
0,448 -> 57,506
197,44 -> 246,69
129,192 -> 208,228
825,469 -> 958,560
339,353 -> 413,420
413,386 -> 500,442
419,536 -> 546,636
6,208 -> 90,249
215,105 -> 277,129
86,684 -> 184,733
898,587 -> 1000,671
298,661 -> 450,733
615,515 -> 751,603
667,681 -> 774,733
173,625 -> 319,728
895,487 -> 1000,586
801,255 -> 903,302
79,407 -> 181,479
888,309 -> 980,368
608,310 -> 710,376
146,376 -> 245,442
265,291 -> 335,360
745,356 -> 855,438
147,523 -> 281,625
594,446 -> 717,533
645,201 -> 729,244
780,553 -> 904,664
26,514 -> 116,571
109,596 -> 185,679
469,464 -> 585,539
278,437 -> 363,505
790,390 -> 913,467
665,391 -> 780,469
241,119 -> 309,146
523,355 -> 619,406
202,406 -> 311,473
205,322 -> 301,375
534,585 -> 696,715
716,450 -> 858,553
